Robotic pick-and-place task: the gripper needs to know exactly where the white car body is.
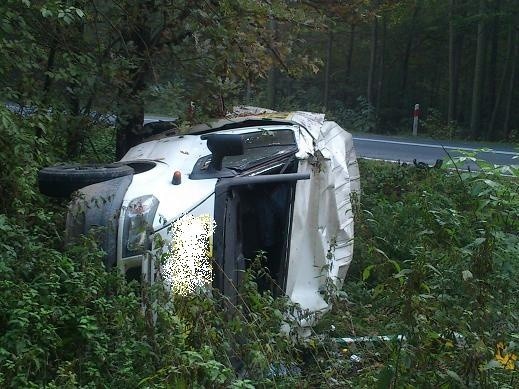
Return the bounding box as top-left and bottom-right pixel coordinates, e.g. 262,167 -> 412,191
75,108 -> 360,321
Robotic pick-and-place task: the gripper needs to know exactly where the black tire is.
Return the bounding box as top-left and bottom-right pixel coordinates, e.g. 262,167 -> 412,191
38,163 -> 134,198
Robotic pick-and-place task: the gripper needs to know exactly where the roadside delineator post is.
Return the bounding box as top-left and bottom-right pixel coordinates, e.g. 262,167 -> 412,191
413,103 -> 420,136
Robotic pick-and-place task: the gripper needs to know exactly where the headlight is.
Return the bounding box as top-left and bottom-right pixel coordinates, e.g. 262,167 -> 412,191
123,195 -> 159,256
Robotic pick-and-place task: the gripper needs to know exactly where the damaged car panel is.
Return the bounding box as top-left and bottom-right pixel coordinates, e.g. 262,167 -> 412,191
47,108 -> 360,322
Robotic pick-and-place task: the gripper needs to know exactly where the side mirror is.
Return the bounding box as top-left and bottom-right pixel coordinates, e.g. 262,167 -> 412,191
201,134 -> 244,171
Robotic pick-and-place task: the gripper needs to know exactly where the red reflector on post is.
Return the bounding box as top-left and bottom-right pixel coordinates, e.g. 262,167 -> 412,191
172,171 -> 181,185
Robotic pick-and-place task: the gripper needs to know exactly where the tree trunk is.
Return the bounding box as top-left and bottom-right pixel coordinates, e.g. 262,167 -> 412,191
116,46 -> 150,158
454,33 -> 465,122
245,78 -> 252,104
115,23 -> 152,159
323,31 -> 333,111
448,0 -> 457,123
345,24 -> 355,82
400,2 -> 420,107
66,95 -> 83,158
42,45 -> 56,101
367,17 -> 378,106
453,1 -> 467,126
376,17 -> 386,119
470,0 -> 487,138
267,68 -> 277,110
487,0 -> 500,114
503,30 -> 518,139
116,100 -> 145,159
266,19 -> 278,110
111,2 -> 193,159
37,42 -> 57,138
488,26 -> 514,138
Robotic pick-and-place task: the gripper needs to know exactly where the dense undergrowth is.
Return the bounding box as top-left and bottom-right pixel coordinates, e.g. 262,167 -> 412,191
319,159 -> 519,387
1,107 -> 518,387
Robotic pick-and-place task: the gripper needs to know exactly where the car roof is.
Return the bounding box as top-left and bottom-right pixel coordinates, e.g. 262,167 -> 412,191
188,118 -> 299,135
142,117 -> 300,142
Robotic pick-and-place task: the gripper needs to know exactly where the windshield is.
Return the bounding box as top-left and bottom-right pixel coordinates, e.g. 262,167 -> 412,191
192,129 -> 298,175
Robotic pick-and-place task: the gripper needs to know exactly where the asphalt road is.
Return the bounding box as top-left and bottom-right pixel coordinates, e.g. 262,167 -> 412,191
353,133 -> 518,167
144,115 -> 177,124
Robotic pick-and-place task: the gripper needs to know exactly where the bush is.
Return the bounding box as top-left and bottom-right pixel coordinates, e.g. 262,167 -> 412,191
323,160 -> 519,387
0,212 -> 311,387
329,96 -> 376,133
421,108 -> 462,139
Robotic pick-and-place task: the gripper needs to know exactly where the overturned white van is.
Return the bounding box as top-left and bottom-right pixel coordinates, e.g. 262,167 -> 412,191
39,107 -> 360,317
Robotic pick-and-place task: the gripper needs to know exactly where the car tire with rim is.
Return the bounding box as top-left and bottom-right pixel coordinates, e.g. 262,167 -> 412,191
38,163 -> 134,198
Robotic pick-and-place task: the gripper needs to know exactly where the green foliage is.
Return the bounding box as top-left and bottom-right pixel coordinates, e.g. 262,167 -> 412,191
4,0 -> 517,143
0,214 -> 304,387
422,108 -> 462,139
327,159 -> 519,387
144,262 -> 304,387
0,108 -> 50,216
330,96 -> 376,132
0,215 -> 152,387
0,183 -> 311,388
1,0 -> 327,157
144,81 -> 188,117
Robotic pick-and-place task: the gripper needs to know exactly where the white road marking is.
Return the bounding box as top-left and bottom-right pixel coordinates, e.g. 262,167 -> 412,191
353,137 -> 518,156
360,157 -> 400,163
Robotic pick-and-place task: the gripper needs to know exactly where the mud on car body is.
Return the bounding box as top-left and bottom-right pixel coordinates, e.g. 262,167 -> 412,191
39,108 -> 360,319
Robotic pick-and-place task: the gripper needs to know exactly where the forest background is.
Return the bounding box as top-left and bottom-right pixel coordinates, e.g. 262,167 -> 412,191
2,0 -> 519,161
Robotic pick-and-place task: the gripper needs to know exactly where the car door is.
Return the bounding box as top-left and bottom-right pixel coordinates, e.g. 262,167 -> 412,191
212,172 -> 309,305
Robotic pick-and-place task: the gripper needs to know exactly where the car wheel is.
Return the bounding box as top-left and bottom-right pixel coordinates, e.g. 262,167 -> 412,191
38,163 -> 134,198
